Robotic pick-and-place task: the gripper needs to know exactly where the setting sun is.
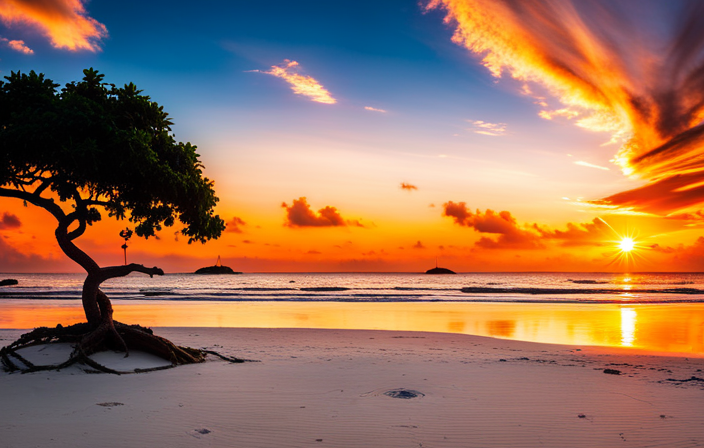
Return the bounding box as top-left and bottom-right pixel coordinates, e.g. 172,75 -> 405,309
619,237 -> 635,252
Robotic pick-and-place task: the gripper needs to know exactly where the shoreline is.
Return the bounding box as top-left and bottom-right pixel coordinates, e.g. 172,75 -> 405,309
2,327 -> 704,447
2,300 -> 704,355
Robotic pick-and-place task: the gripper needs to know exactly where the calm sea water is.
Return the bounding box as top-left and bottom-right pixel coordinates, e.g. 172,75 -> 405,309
1,272 -> 704,304
3,272 -> 704,353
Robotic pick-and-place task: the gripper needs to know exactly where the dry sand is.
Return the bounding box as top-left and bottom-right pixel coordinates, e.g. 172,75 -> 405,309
1,327 -> 704,447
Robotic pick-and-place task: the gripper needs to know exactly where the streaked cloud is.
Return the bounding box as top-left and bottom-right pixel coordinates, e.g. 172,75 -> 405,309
257,60 -> 336,104
0,37 -> 33,54
0,0 -> 107,52
574,161 -> 610,171
364,106 -> 387,113
282,197 -> 363,228
0,212 -> 21,230
400,182 -> 418,191
467,119 -> 507,136
428,0 -> 704,214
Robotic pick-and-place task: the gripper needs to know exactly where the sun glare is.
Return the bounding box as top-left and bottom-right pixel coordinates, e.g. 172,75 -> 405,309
619,237 -> 635,252
598,218 -> 646,270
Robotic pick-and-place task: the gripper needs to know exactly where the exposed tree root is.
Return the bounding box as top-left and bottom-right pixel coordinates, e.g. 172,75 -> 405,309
0,322 -> 255,375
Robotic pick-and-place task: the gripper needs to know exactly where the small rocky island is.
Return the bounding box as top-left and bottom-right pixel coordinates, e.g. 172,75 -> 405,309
0,279 -> 19,286
425,267 -> 456,274
194,256 -> 242,275
425,259 -> 456,274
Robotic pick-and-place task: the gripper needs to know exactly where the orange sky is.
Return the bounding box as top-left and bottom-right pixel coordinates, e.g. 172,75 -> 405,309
3,0 -> 704,273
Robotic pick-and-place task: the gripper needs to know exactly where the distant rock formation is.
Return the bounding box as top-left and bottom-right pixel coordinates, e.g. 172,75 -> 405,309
0,279 -> 18,286
194,265 -> 241,275
425,267 -> 456,275
194,255 -> 241,275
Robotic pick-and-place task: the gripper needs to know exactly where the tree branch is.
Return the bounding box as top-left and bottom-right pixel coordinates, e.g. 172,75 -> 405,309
66,214 -> 87,241
99,264 -> 165,283
0,187 -> 65,221
33,179 -> 52,197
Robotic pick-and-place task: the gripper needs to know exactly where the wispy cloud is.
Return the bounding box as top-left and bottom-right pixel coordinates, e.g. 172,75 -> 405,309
282,197 -> 363,228
538,108 -> 579,121
364,106 -> 387,113
0,0 -> 107,51
467,119 -> 507,136
0,37 -> 33,54
575,161 -> 610,171
428,0 -> 704,214
256,60 -> 336,104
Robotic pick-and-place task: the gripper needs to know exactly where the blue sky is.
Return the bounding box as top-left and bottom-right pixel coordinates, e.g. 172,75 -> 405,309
3,0 -> 704,272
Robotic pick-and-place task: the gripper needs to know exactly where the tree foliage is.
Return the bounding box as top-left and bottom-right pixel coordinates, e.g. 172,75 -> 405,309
0,68 -> 225,242
0,69 -> 230,371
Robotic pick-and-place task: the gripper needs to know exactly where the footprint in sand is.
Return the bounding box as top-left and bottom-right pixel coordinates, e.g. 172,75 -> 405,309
188,428 -> 213,439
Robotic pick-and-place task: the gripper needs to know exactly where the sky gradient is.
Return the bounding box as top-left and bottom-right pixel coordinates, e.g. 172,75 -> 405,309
2,0 -> 704,273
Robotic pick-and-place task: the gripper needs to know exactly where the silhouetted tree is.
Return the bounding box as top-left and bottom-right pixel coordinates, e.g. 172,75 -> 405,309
0,69 -> 226,371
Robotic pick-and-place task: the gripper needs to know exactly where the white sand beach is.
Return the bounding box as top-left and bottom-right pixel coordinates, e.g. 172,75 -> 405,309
1,327 -> 704,448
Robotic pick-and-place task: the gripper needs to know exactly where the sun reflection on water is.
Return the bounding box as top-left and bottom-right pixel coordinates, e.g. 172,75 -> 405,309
1,300 -> 704,355
620,307 -> 637,347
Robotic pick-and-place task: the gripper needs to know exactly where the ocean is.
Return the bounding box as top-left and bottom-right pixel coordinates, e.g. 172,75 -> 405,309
2,271 -> 704,303
2,272 -> 704,354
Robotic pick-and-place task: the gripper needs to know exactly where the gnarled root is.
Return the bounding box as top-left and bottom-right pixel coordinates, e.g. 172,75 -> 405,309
0,321 -> 253,374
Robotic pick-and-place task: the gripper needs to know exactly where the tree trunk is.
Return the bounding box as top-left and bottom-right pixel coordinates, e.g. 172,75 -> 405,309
54,219 -> 102,326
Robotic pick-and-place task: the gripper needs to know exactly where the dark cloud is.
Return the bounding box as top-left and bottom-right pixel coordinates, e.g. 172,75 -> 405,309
594,168 -> 704,215
0,212 -> 21,230
0,237 -> 63,272
443,202 -> 614,249
282,197 -> 364,228
534,218 -> 611,247
443,202 -> 542,249
413,241 -> 425,249
648,237 -> 704,270
226,216 -> 246,233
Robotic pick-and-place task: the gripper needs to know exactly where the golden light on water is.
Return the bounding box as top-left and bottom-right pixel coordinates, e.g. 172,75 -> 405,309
1,301 -> 704,355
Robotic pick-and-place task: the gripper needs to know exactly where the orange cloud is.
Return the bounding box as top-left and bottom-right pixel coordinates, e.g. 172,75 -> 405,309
443,201 -> 542,249
225,216 -> 246,233
0,0 -> 107,51
260,60 -> 336,104
400,182 -> 418,191
364,106 -> 387,113
443,202 -> 612,249
534,218 -> 611,247
0,212 -> 21,230
413,240 -> 425,249
648,237 -> 704,270
0,37 -> 33,54
428,1 -> 704,214
282,197 -> 363,228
